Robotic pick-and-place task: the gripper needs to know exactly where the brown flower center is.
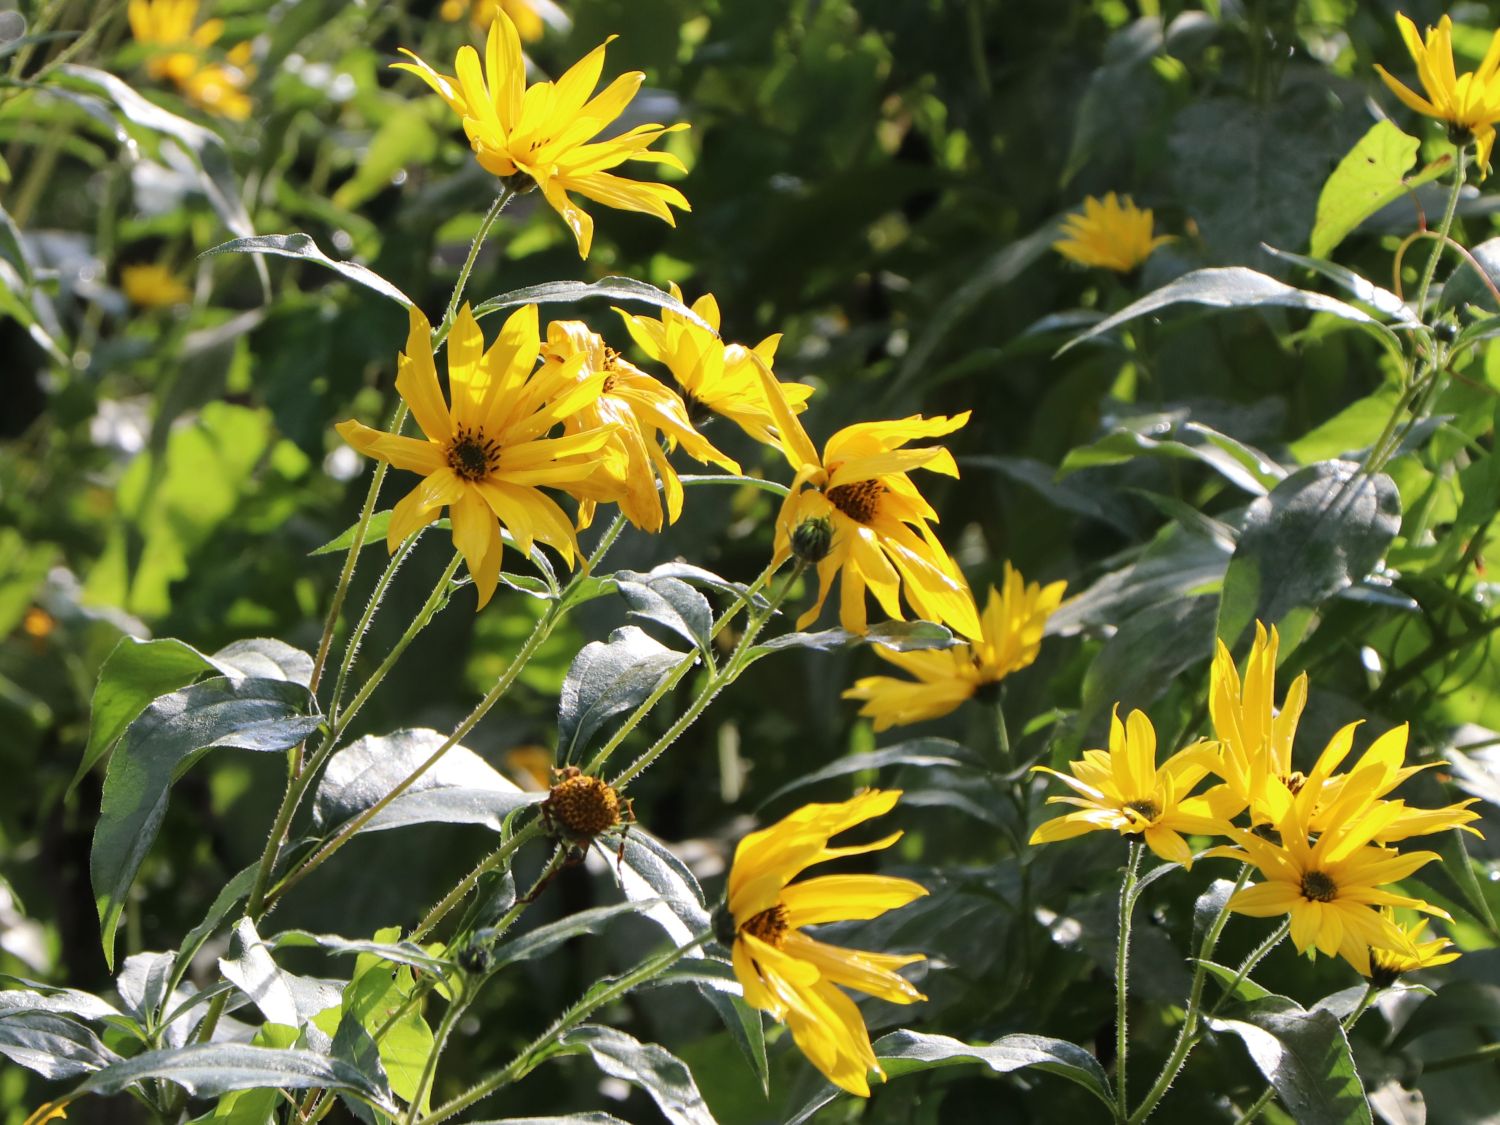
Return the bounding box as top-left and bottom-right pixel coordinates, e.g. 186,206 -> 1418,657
741,904 -> 789,947
545,767 -> 621,840
826,479 -> 885,524
1300,870 -> 1338,903
1124,799 -> 1159,823
447,426 -> 501,482
1285,770 -> 1307,796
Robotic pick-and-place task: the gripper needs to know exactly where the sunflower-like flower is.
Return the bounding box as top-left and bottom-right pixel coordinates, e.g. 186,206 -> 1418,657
1375,13 -> 1500,175
842,563 -> 1066,731
1029,707 -> 1226,866
334,304 -> 623,609
440,0 -> 546,40
1367,908 -> 1460,985
393,13 -> 689,258
121,263 -> 192,308
753,360 -> 981,640
1052,193 -> 1171,273
727,790 -> 927,1097
127,0 -> 253,120
614,284 -> 811,444
1211,799 -> 1448,976
538,320 -> 738,532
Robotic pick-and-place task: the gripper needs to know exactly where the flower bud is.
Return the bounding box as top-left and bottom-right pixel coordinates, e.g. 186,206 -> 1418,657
790,516 -> 834,564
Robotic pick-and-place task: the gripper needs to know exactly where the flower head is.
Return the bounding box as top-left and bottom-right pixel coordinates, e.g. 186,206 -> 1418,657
127,0 -> 253,120
1367,909 -> 1460,985
1212,798 -> 1448,976
393,13 -> 689,258
1053,193 -> 1171,273
727,790 -> 927,1097
615,285 -> 811,445
754,359 -> 981,640
1376,13 -> 1500,174
1208,622 -> 1308,826
538,320 -> 737,532
441,0 -> 546,40
1030,707 -> 1225,866
843,563 -> 1066,731
334,303 -> 623,609
121,263 -> 192,308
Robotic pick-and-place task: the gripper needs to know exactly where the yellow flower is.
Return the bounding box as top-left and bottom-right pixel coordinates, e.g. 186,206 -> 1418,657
393,13 -> 689,258
334,303 -> 622,609
1208,622 -> 1309,827
440,0 -> 546,41
1212,800 -> 1448,976
1367,908 -> 1460,983
127,0 -> 253,120
1053,193 -> 1171,273
538,320 -> 738,533
753,359 -> 982,640
842,563 -> 1066,731
614,284 -> 812,446
1375,13 -> 1500,174
121,263 -> 192,308
1030,707 -> 1226,866
22,1103 -> 68,1125
727,790 -> 927,1097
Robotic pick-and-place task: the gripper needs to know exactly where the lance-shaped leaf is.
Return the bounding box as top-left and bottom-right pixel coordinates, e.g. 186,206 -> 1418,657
312,728 -> 541,836
1206,995 -> 1372,1125
472,277 -> 714,332
558,626 -> 687,760
1217,459 -> 1401,646
0,1011 -> 121,1079
759,740 -> 977,808
613,570 -> 714,655
201,233 -> 414,308
91,676 -> 322,968
750,620 -> 956,658
219,918 -> 299,1028
557,1026 -> 715,1125
491,901 -> 657,970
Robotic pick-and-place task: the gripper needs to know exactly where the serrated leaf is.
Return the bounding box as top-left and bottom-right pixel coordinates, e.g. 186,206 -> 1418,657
1058,267 -> 1402,357
471,277 -> 713,332
1207,995 -> 1372,1125
201,234 -> 415,308
0,1011 -> 121,1078
312,728 -> 542,836
557,626 -> 687,760
557,1026 -> 715,1125
1309,121 -> 1446,259
91,676 -> 322,968
1217,460 -> 1401,646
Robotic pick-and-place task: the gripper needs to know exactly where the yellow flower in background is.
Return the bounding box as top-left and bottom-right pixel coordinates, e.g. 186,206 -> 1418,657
1375,13 -> 1500,174
753,358 -> 981,640
127,0 -> 253,120
842,563 -> 1066,731
1053,193 -> 1171,273
1207,622 -> 1308,826
334,304 -> 622,609
1030,707 -> 1226,866
393,13 -> 689,258
727,790 -> 927,1097
1211,800 -> 1448,976
441,0 -> 547,40
121,263 -> 192,308
1367,909 -> 1460,983
538,320 -> 738,533
615,284 -> 811,445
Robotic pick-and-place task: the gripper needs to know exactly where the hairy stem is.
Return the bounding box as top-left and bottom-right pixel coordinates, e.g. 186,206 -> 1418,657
1116,842 -> 1144,1118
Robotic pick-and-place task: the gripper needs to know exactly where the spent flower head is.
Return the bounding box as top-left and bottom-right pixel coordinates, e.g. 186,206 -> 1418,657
727,790 -> 927,1097
393,13 -> 689,257
1053,193 -> 1171,273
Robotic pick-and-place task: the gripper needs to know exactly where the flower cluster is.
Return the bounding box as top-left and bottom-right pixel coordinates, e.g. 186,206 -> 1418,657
128,0 -> 253,120
1031,624 -> 1480,979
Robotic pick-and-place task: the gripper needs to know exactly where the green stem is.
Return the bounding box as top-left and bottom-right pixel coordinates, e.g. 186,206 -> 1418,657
1422,1040 -> 1500,1073
327,533 -> 422,725
409,819 -> 545,943
406,984 -> 468,1125
1116,842 -> 1144,1119
1234,1086 -> 1276,1125
1412,144 -> 1467,322
417,933 -> 711,1125
1342,982 -> 1379,1033
1127,865 -> 1251,1124
1201,918 -> 1290,1025
432,189 -> 515,350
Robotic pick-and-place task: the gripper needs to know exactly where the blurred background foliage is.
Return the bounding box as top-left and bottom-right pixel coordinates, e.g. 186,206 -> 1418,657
2,0 -> 1499,1120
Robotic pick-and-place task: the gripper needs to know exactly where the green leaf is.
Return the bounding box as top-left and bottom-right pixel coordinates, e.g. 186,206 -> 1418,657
170,864 -> 257,996
1197,959 -> 1272,1003
321,951 -> 431,1109
614,570 -> 714,656
463,1117 -> 629,1124
750,619 -> 956,658
1309,121 -> 1447,259
759,740 -> 977,808
0,979 -> 124,1024
0,1011 -> 121,1078
271,932 -> 450,976
212,638 -> 315,687
557,626 -> 687,761
91,676 -> 322,968
1389,980 -> 1500,1049
1206,996 -> 1372,1125
678,473 -> 791,498
556,1025 -> 714,1125
1059,421 -> 1285,495
612,829 -> 710,943
1261,244 -> 1416,324
311,510 -> 397,556
1217,460 -> 1402,646
312,728 -> 542,836
471,277 -> 713,332
332,103 -> 437,210
202,234 -> 415,309
72,1043 -> 395,1108
218,918 -> 299,1028
1050,525 -> 1231,635
492,902 -> 657,969
1057,267 -> 1403,358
